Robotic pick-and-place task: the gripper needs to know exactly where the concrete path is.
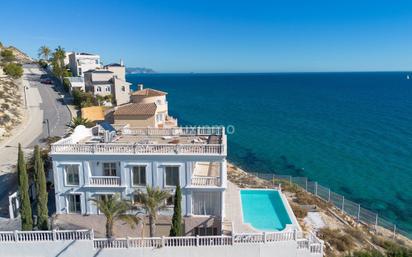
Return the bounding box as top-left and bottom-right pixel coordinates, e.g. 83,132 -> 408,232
225,181 -> 257,233
0,64 -> 71,218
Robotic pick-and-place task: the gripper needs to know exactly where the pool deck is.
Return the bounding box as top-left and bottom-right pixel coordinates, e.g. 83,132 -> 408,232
225,181 -> 258,233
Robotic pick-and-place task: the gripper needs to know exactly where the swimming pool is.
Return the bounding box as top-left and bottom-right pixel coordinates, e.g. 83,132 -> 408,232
240,189 -> 292,231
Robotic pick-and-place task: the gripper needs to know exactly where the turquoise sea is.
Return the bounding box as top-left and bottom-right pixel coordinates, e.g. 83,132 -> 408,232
127,72 -> 412,234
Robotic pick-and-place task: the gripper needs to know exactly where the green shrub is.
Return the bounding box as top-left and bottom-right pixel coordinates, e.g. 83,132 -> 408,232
294,190 -> 318,205
290,203 -> 308,218
1,49 -> 15,63
3,63 -> 23,78
345,250 -> 385,257
319,228 -> 355,252
17,144 -> 33,230
385,244 -> 412,257
169,185 -> 182,236
63,78 -> 70,92
38,60 -> 48,69
72,89 -> 96,108
344,227 -> 365,243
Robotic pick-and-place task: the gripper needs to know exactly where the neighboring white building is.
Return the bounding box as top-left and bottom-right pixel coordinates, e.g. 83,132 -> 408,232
69,52 -> 101,77
83,62 -> 131,106
64,51 -> 73,66
50,125 -> 227,234
66,77 -> 85,93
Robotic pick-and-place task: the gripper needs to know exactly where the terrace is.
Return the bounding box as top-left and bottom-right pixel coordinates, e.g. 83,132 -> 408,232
191,162 -> 222,187
51,126 -> 226,156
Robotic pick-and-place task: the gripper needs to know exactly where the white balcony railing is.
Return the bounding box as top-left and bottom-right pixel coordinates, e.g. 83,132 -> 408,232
122,127 -> 224,136
0,230 -> 92,242
89,176 -> 121,186
51,144 -> 225,156
0,229 -> 323,255
191,176 -> 221,187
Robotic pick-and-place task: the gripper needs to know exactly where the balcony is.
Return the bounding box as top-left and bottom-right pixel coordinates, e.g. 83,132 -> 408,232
88,176 -> 121,187
50,126 -> 226,156
51,144 -> 225,156
190,162 -> 222,187
191,176 -> 221,187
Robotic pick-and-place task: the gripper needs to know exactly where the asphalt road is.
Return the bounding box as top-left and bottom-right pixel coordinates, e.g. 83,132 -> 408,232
32,66 -> 71,143
0,64 -> 71,218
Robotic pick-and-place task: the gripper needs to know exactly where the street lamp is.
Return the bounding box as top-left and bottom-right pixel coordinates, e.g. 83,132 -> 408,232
43,119 -> 50,138
23,86 -> 28,109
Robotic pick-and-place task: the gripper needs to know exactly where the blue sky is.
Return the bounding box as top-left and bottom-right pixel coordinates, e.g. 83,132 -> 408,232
1,0 -> 411,72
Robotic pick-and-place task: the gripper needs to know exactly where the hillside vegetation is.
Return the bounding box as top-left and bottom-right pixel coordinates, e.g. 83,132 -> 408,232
0,42 -> 32,140
227,163 -> 412,257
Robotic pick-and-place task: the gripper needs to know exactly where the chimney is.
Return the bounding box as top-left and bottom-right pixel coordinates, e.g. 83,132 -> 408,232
120,59 -> 124,66
138,84 -> 144,91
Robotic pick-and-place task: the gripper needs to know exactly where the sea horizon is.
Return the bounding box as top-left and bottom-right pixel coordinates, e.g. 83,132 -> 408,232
127,71 -> 412,75
127,71 -> 412,236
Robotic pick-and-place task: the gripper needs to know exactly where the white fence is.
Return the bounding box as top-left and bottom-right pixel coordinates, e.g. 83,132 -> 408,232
51,143 -> 225,155
122,126 -> 225,136
0,229 -> 322,255
250,172 -> 411,240
191,176 -> 221,187
0,230 -> 92,242
89,176 -> 121,186
92,230 -> 322,254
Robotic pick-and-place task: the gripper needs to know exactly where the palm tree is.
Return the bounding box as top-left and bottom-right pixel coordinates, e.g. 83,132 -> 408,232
89,194 -> 139,238
66,117 -> 92,131
52,46 -> 66,83
134,186 -> 170,237
38,46 -> 51,61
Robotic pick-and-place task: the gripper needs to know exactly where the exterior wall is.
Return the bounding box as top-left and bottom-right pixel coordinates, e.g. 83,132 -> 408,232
93,84 -> 112,97
184,216 -> 222,235
131,95 -> 166,105
64,51 -> 73,66
0,240 -> 320,257
84,71 -> 130,105
106,66 -> 126,80
114,115 -> 156,127
69,53 -> 101,77
113,78 -> 131,105
69,81 -> 85,92
52,154 -> 226,217
91,72 -> 113,82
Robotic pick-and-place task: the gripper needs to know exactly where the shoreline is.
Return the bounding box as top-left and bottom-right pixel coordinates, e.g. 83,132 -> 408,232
226,161 -> 412,254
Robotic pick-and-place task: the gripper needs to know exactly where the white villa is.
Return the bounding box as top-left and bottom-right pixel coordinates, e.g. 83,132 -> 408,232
50,125 -> 227,235
83,62 -> 131,105
2,125 -> 324,256
68,52 -> 101,77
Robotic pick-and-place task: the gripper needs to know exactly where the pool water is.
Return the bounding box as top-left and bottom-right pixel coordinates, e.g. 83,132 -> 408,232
240,190 -> 292,231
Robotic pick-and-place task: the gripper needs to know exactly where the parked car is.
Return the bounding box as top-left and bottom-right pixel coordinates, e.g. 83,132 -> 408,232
40,77 -> 53,84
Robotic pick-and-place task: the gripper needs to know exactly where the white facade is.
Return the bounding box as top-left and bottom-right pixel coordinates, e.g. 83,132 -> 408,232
66,77 -> 85,93
69,52 -> 101,77
64,51 -> 73,66
50,126 -> 227,220
83,64 -> 131,105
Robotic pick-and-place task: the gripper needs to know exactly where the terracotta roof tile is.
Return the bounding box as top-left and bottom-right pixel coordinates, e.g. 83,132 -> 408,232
114,103 -> 157,116
132,88 -> 167,97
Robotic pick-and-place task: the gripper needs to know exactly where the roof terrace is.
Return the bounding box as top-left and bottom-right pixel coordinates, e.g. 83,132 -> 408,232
51,126 -> 226,156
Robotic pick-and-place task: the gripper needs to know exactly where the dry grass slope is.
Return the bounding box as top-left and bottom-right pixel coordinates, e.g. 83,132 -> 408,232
226,163 -> 412,257
0,44 -> 32,140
